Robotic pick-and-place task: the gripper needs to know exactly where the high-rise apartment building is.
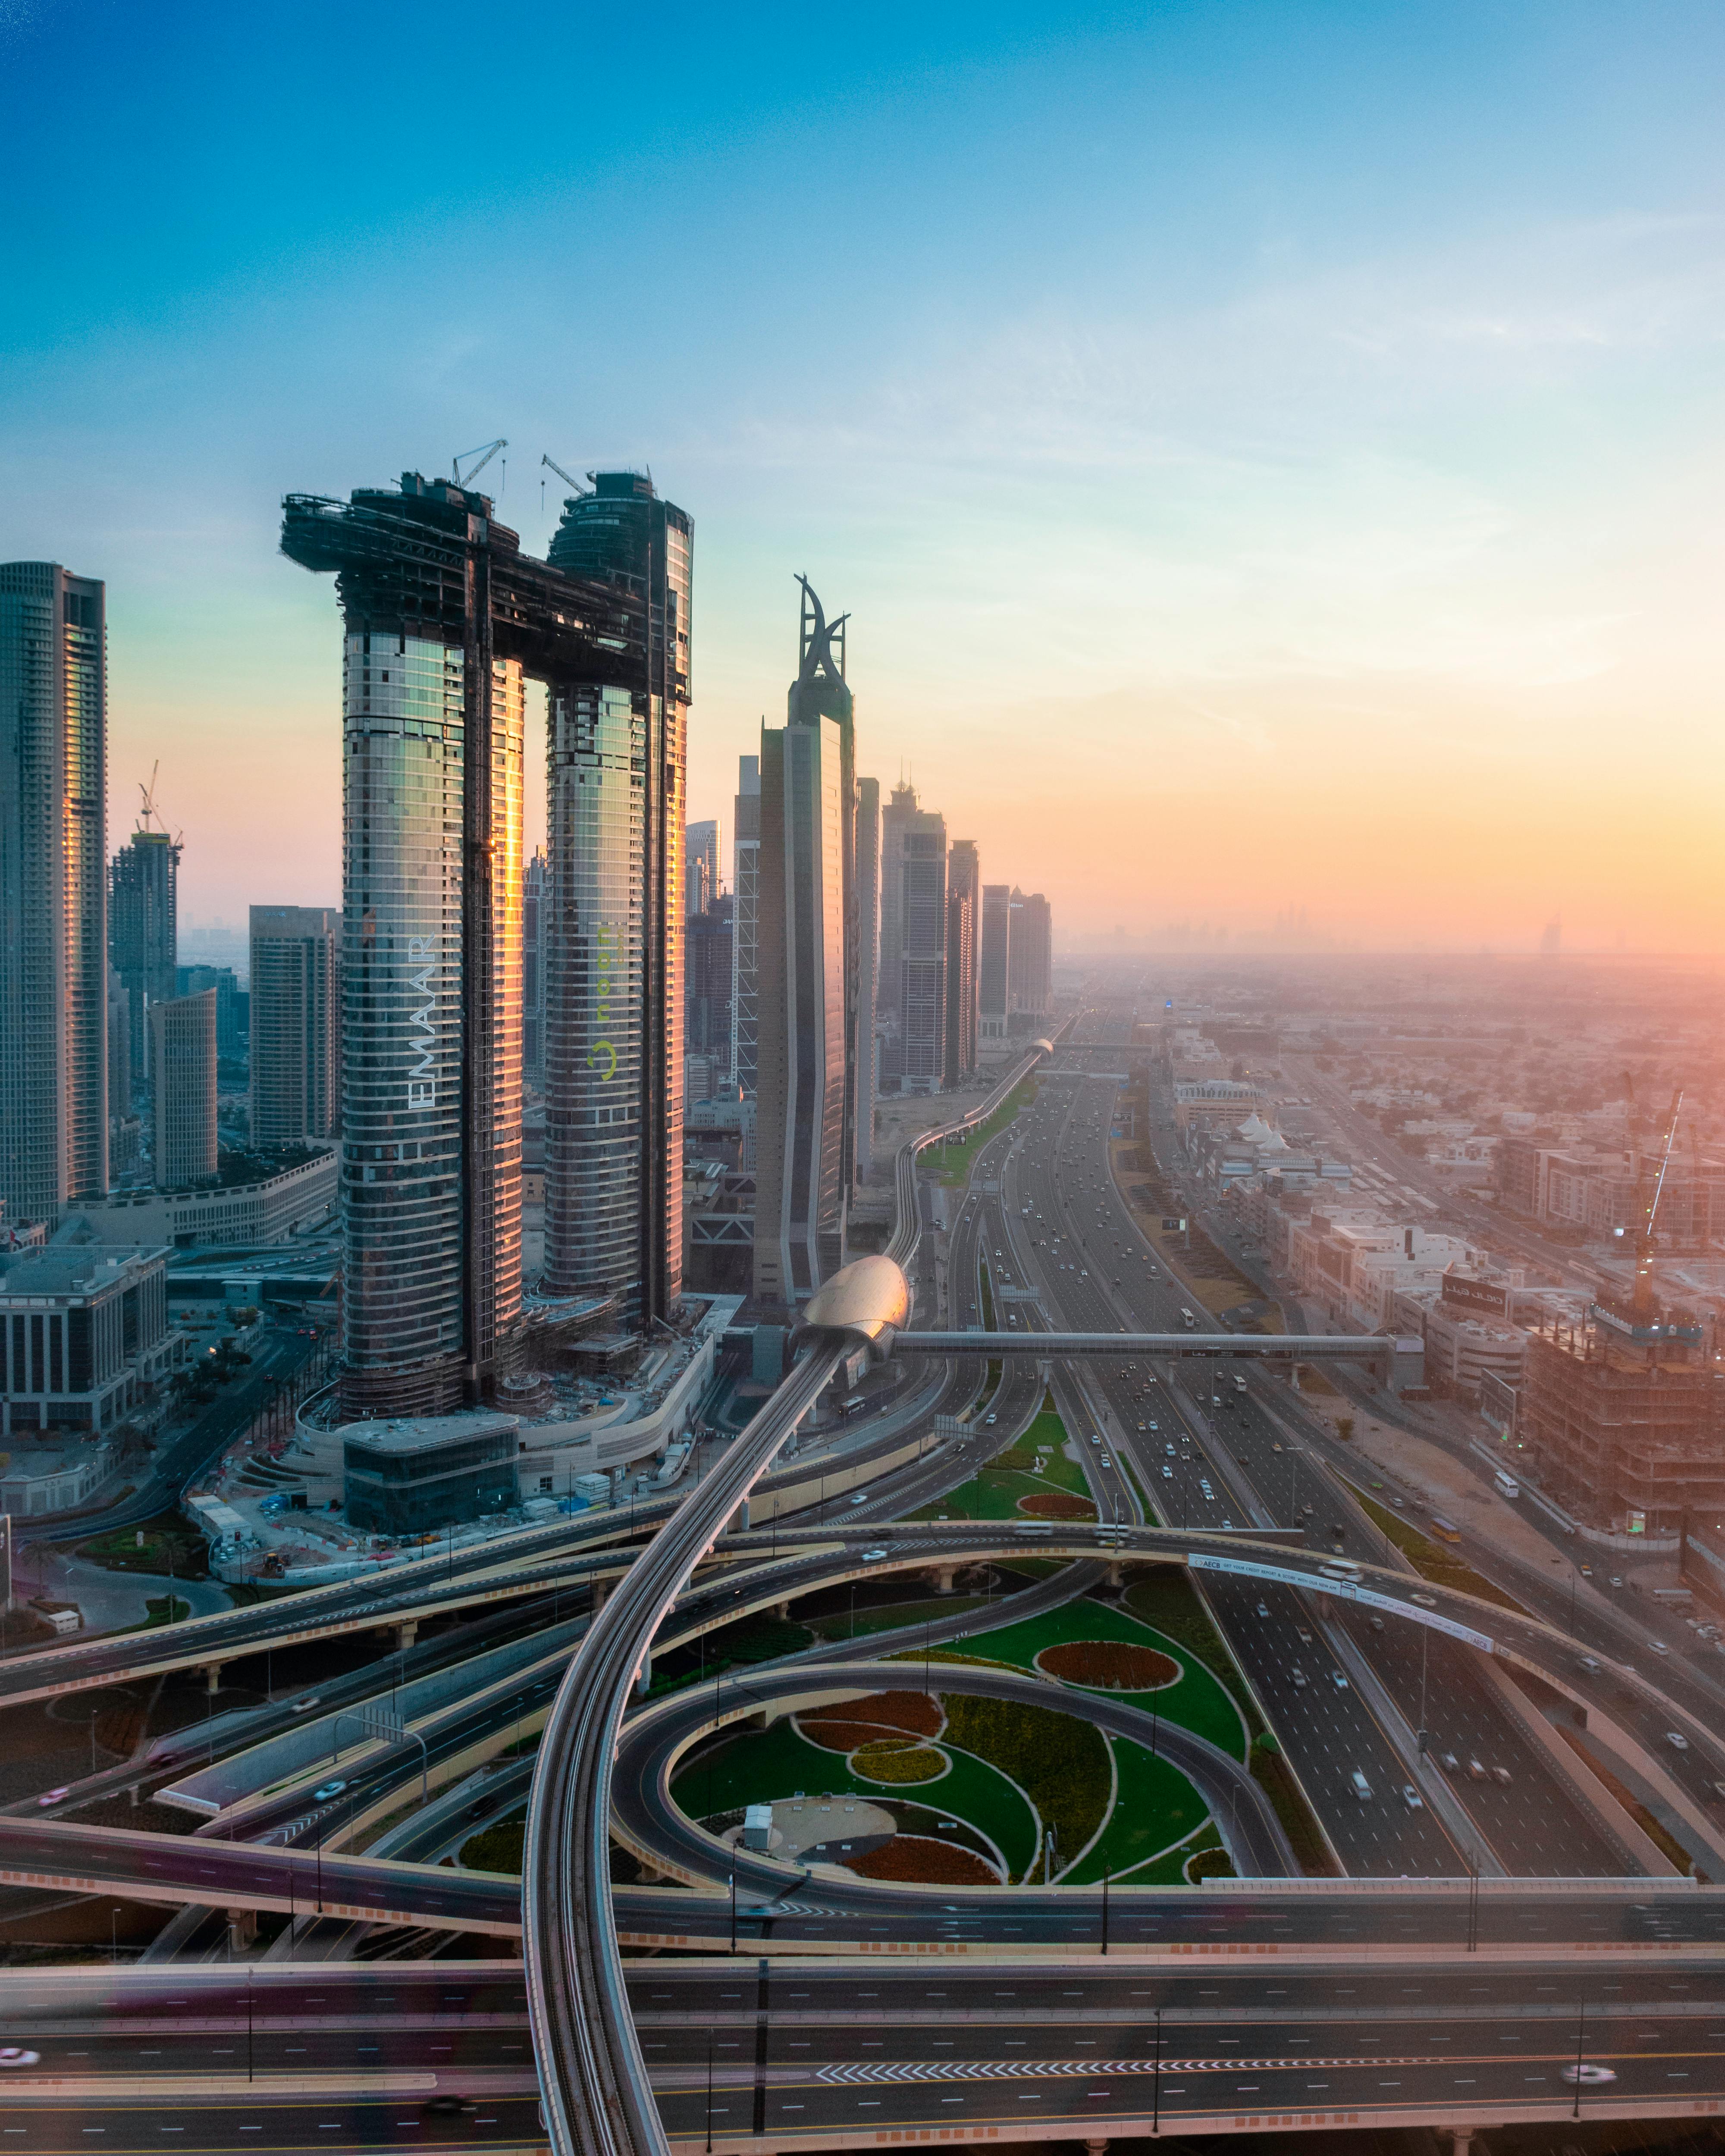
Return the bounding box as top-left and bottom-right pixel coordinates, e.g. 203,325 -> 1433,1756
731,757 -> 761,1097
686,894 -> 733,1087
879,780 -> 947,1094
107,970 -> 132,1125
853,776 -> 881,1181
979,883 -> 1012,1043
686,818 -> 719,918
944,840 -> 980,1091
0,562 -> 108,1223
283,467 -> 663,1418
249,906 -> 339,1149
110,824 -> 180,1091
1009,887 -> 1053,1016
176,964 -> 248,1060
541,471 -> 691,1325
522,847 -> 547,1093
754,581 -> 855,1303
151,988 -> 218,1191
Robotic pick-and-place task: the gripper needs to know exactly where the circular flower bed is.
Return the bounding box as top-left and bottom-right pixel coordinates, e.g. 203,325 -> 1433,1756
1017,1491 -> 1098,1520
846,1835 -> 1000,1886
852,1740 -> 948,1785
1035,1639 -> 1179,1690
799,1690 -> 943,1753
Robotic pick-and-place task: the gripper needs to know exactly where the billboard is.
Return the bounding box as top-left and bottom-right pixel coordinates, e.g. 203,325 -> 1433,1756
1440,1270 -> 1509,1318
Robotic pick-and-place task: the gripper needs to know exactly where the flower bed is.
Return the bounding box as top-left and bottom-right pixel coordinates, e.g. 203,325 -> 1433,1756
1017,1491 -> 1097,1520
1036,1639 -> 1178,1690
846,1835 -> 1000,1885
853,1740 -> 947,1785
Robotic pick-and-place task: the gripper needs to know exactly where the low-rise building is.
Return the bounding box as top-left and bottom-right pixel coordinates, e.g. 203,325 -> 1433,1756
71,1147 -> 337,1249
343,1413 -> 520,1536
0,1222 -> 183,1435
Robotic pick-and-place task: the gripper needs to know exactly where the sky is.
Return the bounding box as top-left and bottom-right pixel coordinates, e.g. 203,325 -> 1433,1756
3,0 -> 1723,952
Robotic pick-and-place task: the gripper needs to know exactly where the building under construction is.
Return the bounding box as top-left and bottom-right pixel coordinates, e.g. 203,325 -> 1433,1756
1519,1307 -> 1725,1535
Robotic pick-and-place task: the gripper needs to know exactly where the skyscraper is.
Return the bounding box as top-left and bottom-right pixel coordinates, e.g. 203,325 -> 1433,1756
754,580 -> 855,1304
685,894 -> 733,1085
541,471 -> 692,1326
522,847 -> 547,1092
853,776 -> 881,1182
0,562 -> 108,1223
151,988 -> 217,1191
980,882 -> 1012,1042
110,822 -> 180,1090
731,756 -> 761,1097
282,467 -> 655,1418
250,906 -> 339,1149
1009,887 -> 1054,1016
879,779 -> 947,1094
685,818 -> 719,918
944,840 -> 980,1091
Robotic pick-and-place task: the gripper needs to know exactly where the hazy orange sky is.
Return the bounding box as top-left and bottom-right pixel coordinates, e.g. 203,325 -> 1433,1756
7,3 -> 1723,952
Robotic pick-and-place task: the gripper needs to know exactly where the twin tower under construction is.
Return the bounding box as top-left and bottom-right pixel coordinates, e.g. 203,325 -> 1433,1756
281,467 -> 692,1422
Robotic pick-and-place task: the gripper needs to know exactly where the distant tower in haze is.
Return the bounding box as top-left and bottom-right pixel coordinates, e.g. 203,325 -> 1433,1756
1539,916 -> 1562,959
979,883 -> 1012,1043
879,780 -> 947,1094
731,755 -> 761,1097
754,578 -> 856,1303
1008,888 -> 1053,1017
249,906 -> 339,1148
0,561 -> 108,1224
944,840 -> 980,1090
109,777 -> 181,1096
151,988 -> 218,1190
853,776 -> 881,1182
685,818 -> 719,918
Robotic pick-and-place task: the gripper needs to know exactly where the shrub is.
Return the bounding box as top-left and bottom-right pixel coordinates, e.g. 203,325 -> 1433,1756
941,1693 -> 1108,1880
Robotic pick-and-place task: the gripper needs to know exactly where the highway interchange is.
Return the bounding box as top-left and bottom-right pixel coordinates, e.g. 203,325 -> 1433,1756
5,1011 -> 1725,2151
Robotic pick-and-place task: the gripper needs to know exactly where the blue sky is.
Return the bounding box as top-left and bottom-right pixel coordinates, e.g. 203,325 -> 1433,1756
3,1 -> 1722,946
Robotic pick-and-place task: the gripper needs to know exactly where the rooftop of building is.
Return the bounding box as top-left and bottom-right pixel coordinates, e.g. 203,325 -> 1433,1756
0,1219 -> 166,1297
342,1412 -> 519,1456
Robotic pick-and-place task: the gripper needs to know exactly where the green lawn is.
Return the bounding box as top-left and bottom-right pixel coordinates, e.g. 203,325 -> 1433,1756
1062,1736 -> 1210,1883
911,1401 -> 1095,1522
1118,1819 -> 1230,1887
923,1592 -> 1247,1759
928,1079 -> 1039,1188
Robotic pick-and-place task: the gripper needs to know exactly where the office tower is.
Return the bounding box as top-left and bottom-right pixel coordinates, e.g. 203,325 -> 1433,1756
151,988 -> 218,1190
980,883 -> 1012,1041
686,818 -> 719,918
879,779 -> 947,1094
250,906 -> 339,1148
541,471 -> 692,1324
686,893 -> 733,1085
110,822 -> 180,1087
523,848 -> 547,1092
0,562 -> 107,1223
176,964 -> 248,1060
731,756 -> 761,1097
1009,887 -> 1053,1015
107,970 -> 131,1122
944,840 -> 980,1091
853,777 -> 881,1182
754,580 -> 855,1303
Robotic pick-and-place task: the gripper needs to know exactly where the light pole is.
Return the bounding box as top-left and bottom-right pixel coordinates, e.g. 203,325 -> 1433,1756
1571,1996 -> 1587,2118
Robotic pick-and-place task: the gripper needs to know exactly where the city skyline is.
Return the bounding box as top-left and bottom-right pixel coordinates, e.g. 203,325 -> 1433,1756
5,5 -> 1722,951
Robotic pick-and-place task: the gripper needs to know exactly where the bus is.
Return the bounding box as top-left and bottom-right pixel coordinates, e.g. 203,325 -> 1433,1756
1179,1307 -> 1198,1330
1428,1515 -> 1463,1545
1493,1470 -> 1520,1499
1232,1375 -> 1248,1395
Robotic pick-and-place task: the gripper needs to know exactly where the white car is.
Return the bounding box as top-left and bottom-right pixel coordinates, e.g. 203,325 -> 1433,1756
1401,1785 -> 1424,1810
1667,1731 -> 1690,1752
0,2048 -> 41,2066
1161,1466 -> 1173,1479
860,1548 -> 888,1562
1650,1640 -> 1670,1655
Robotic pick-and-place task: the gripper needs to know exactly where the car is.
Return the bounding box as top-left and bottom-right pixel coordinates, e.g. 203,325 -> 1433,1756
1099,1454 -> 1112,1466
1561,2065 -> 1617,2086
1579,1563 -> 1593,1577
1402,1784 -> 1424,1810
1161,1466 -> 1173,1479
1466,1758 -> 1487,1780
423,2096 -> 476,2116
1090,1435 -> 1102,1447
1368,1615 -> 1385,1633
1410,1593 -> 1436,1609
1292,1666 -> 1308,1687
1255,1601 -> 1270,1617
1137,1422 -> 1148,1432
1610,1575 -> 1623,1589
1332,1671 -> 1349,1691
1578,1655 -> 1600,1674
1271,1442 -> 1283,1454
1349,1769 -> 1373,1800
289,1695 -> 323,1714
36,1787 -> 70,1808
1296,1627 -> 1312,1645
1650,1640 -> 1669,1656
1237,1454 -> 1250,1465
850,1492 -> 869,1504
313,1780 -> 348,1802
994,1248 -> 1002,1257
984,1412 -> 997,1426
1440,1752 -> 1460,1773
1667,1731 -> 1690,1752
860,1548 -> 887,1563
0,2048 -> 41,2066
1491,1765 -> 1512,1786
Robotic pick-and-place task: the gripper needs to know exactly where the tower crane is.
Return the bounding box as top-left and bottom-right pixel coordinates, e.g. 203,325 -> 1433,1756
451,438 -> 507,489
539,453 -> 591,500
1628,1085 -> 1684,1317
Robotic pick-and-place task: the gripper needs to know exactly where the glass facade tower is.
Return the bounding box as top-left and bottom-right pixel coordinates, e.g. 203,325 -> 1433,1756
0,562 -> 108,1224
542,474 -> 691,1326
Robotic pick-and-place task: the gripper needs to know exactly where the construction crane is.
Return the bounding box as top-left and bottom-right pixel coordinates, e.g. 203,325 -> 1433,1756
451,438 -> 507,489
540,453 -> 591,500
1628,1085 -> 1685,1317
137,760 -> 164,831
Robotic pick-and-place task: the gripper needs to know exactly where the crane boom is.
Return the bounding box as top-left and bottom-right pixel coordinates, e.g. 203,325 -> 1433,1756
452,437 -> 507,488
540,453 -> 590,499
1632,1087 -> 1684,1314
